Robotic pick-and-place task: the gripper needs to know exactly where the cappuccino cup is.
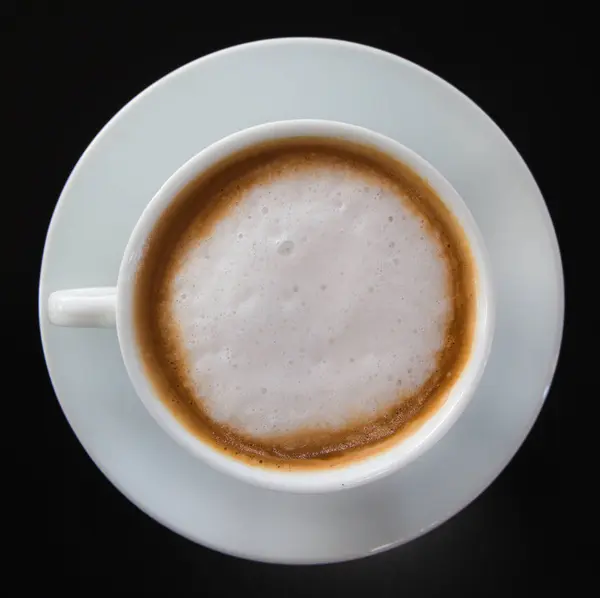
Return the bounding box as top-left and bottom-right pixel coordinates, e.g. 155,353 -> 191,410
48,120 -> 494,493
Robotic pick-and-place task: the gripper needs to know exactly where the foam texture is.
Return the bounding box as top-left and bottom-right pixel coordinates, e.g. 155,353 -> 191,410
169,165 -> 450,439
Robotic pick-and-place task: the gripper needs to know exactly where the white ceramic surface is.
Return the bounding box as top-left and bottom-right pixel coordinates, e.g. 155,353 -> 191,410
39,38 -> 563,563
47,119 -> 495,493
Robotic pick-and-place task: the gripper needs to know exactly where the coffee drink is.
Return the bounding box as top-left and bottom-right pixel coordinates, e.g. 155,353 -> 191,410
134,137 -> 476,469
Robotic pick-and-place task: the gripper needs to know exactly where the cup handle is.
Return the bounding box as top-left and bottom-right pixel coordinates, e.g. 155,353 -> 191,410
47,287 -> 117,328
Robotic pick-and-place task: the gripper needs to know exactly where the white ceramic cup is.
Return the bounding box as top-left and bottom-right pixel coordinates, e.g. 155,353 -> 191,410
47,120 -> 494,493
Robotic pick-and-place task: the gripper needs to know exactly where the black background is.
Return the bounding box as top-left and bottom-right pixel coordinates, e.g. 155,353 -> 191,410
7,13 -> 566,597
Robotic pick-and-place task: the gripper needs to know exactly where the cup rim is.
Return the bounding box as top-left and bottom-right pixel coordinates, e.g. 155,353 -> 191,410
116,119 -> 495,493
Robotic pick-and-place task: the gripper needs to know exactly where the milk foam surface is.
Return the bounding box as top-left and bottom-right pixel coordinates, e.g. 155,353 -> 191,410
169,165 -> 450,439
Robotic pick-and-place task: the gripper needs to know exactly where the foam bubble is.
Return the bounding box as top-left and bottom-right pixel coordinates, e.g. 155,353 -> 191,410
169,165 -> 450,439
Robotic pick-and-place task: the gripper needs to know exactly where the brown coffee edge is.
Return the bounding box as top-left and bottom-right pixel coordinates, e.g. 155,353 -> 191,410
133,137 -> 477,471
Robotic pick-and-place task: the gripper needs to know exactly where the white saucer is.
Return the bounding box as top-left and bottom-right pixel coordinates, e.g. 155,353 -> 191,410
39,38 -> 563,564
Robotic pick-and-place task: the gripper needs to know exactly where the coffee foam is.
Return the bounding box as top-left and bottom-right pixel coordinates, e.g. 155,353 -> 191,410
168,161 -> 448,436
136,140 -> 475,466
